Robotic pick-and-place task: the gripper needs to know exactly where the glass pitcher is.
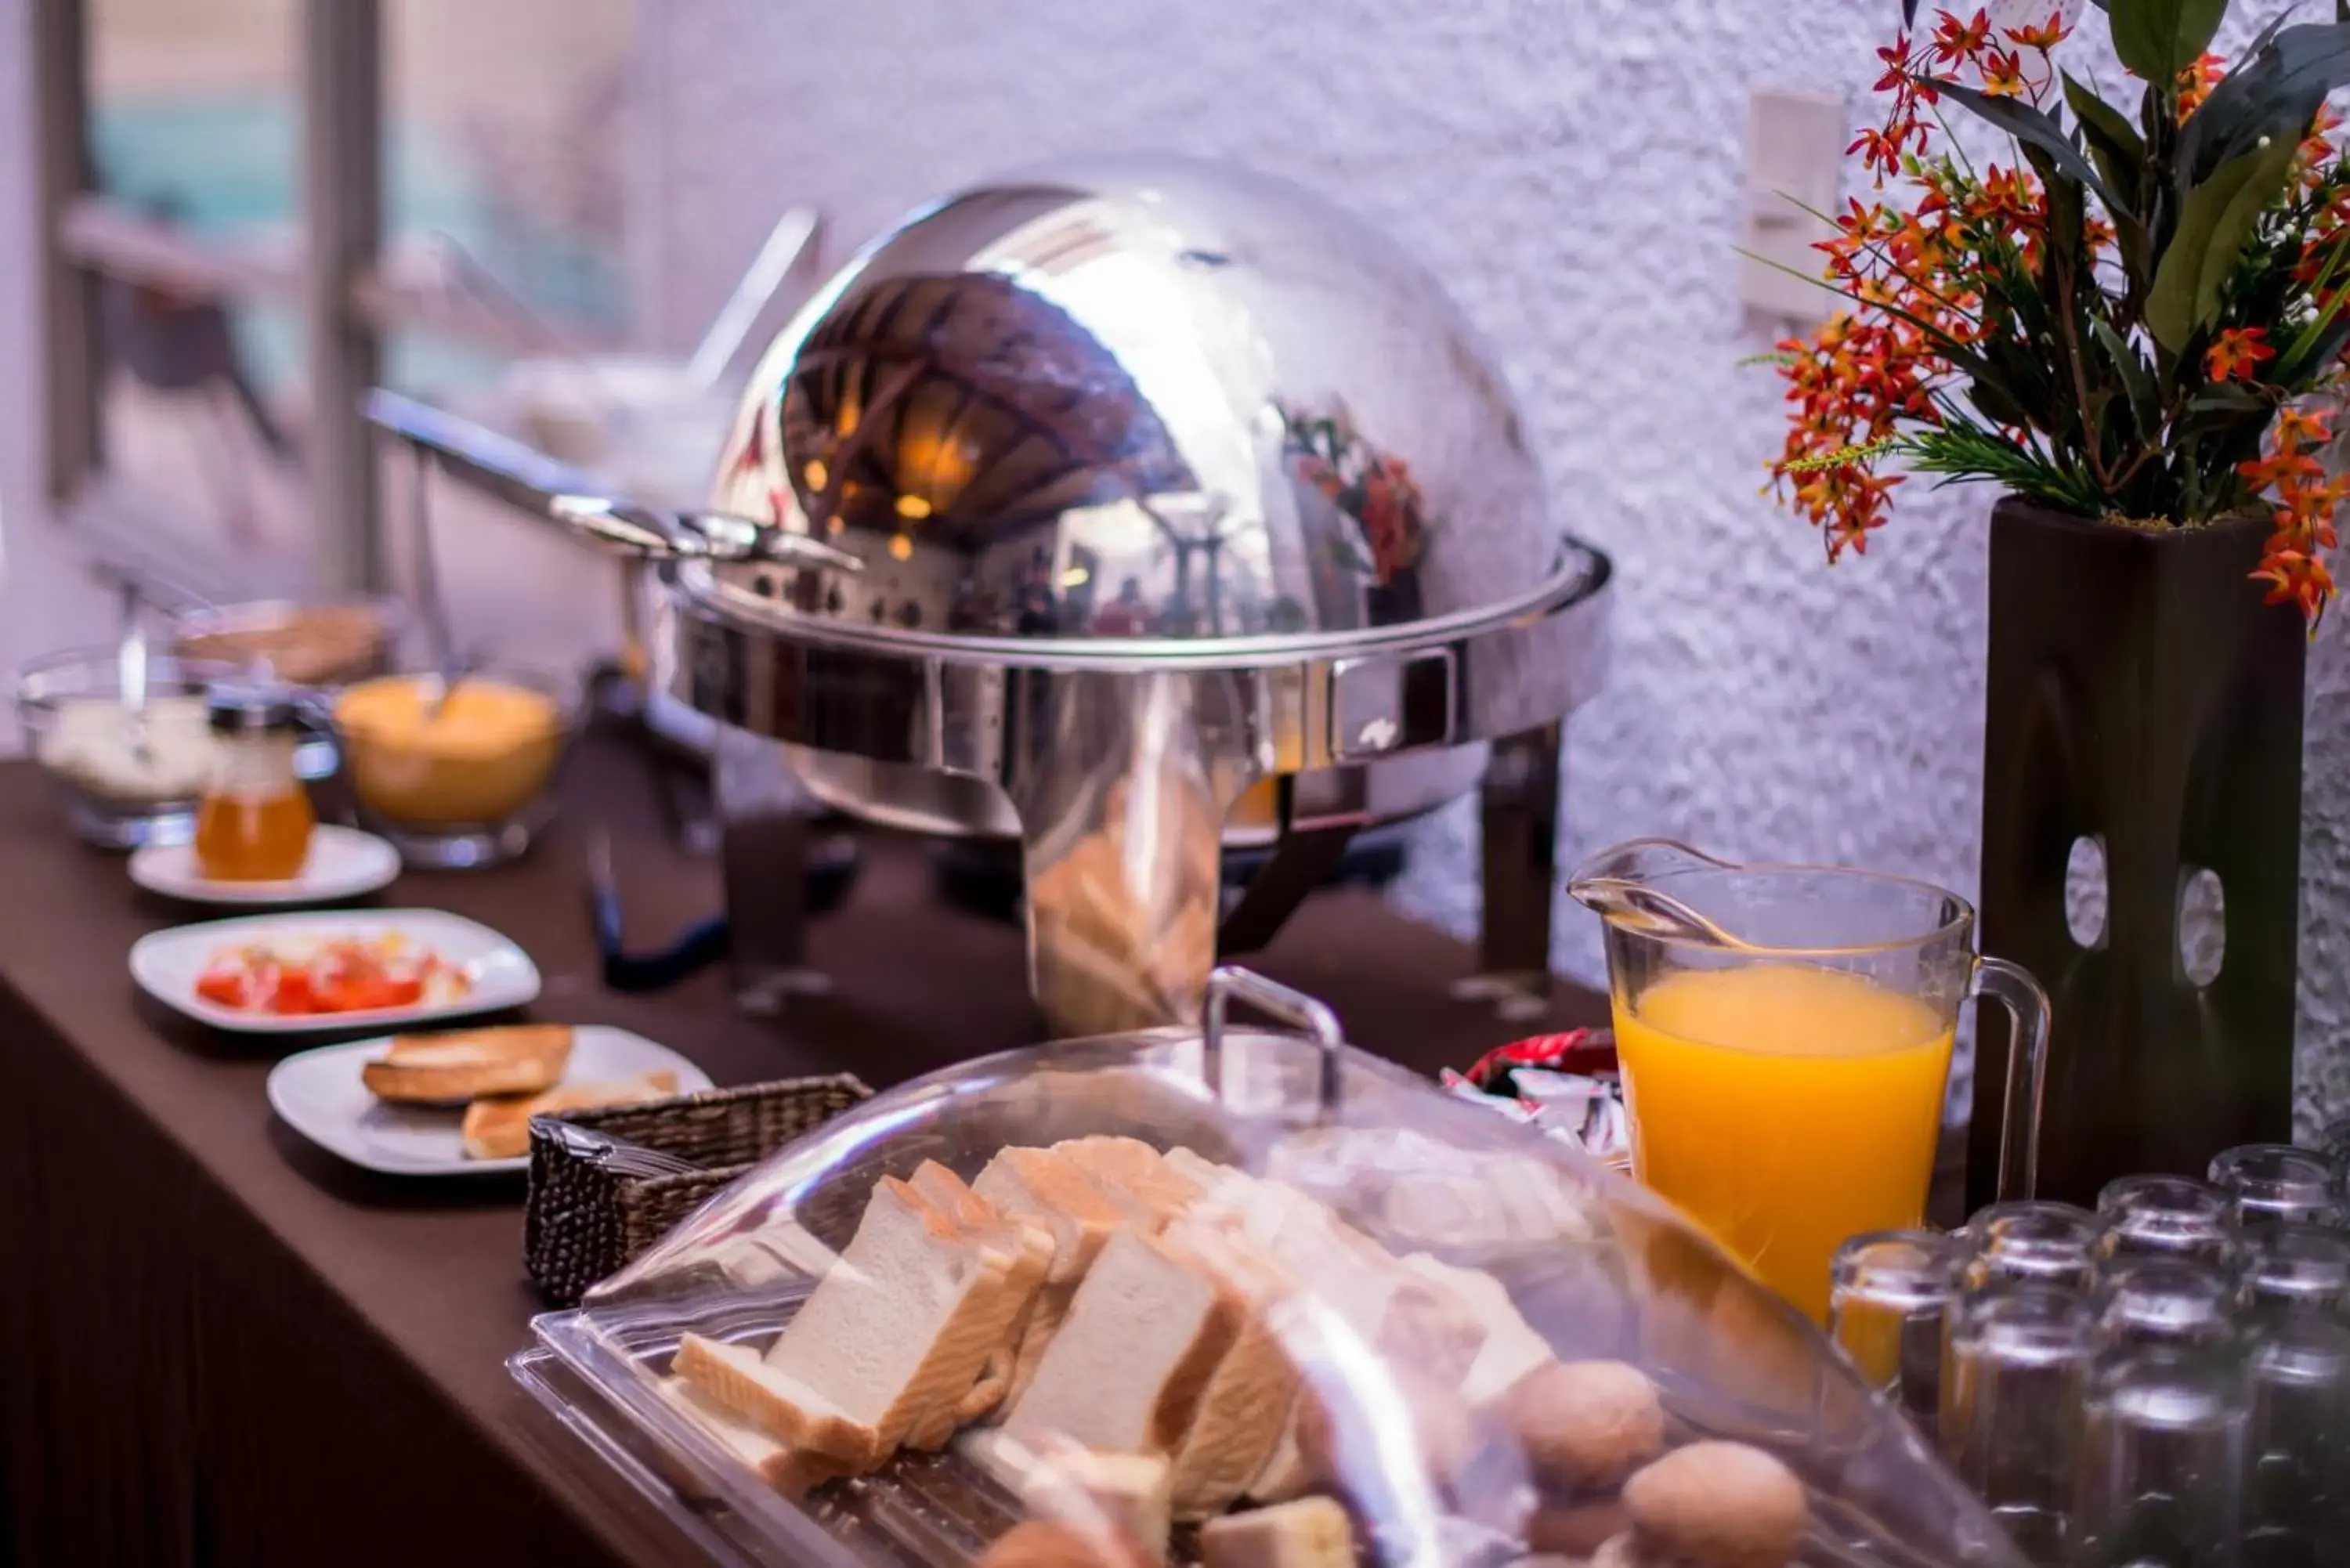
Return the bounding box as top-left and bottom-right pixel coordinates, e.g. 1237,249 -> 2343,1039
1569,838 -> 2050,1323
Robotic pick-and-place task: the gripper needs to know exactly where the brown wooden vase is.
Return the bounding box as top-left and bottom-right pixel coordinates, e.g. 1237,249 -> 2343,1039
1969,497 -> 2305,1210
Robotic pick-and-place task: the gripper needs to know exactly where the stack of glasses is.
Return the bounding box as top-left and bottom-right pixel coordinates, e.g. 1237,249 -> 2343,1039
1830,1138 -> 2350,1567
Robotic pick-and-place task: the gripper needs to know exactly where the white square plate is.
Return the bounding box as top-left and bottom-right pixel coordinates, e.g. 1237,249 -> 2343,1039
128,908 -> 542,1034
129,825 -> 403,907
266,1024 -> 713,1175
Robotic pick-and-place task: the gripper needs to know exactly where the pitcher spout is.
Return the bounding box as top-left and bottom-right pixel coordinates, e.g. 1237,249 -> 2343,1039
1565,838 -> 1747,946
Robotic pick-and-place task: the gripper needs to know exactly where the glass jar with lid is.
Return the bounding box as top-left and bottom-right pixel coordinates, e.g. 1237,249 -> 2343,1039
193,685 -> 314,881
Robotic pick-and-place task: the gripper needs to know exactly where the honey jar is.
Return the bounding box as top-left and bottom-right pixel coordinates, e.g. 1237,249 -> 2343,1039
194,687 -> 315,881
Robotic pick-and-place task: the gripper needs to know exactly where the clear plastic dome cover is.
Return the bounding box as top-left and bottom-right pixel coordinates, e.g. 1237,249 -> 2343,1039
525,971 -> 2026,1568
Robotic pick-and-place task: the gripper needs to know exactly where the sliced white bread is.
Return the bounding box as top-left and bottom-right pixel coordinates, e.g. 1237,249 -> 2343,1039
754,1172 -> 1024,1461
1017,1440 -> 1175,1563
657,1374 -> 854,1498
1004,1226 -> 1241,1458
1245,1400 -> 1314,1504
1054,1137 -> 1204,1227
674,1334 -> 888,1469
897,1162 -> 1055,1443
1400,1252 -> 1557,1405
1159,1218 -> 1306,1520
974,1147 -> 1128,1286
974,1147 -> 1133,1414
1199,1496 -> 1356,1568
1214,1180 -> 1414,1347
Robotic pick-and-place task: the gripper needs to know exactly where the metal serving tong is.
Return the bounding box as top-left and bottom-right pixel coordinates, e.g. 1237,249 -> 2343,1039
528,1115 -> 703,1180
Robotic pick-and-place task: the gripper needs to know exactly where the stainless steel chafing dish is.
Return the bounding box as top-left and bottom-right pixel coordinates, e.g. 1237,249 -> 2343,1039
370,156 -> 1611,1035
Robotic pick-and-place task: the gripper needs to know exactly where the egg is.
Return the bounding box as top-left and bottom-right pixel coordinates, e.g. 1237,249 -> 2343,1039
1622,1442 -> 1809,1568
1525,1497 -> 1631,1556
1504,1360 -> 1666,1492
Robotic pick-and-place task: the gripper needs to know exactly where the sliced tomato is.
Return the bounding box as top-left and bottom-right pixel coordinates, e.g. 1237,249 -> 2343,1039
269,969 -> 319,1016
321,974 -> 424,1013
195,969 -> 250,1009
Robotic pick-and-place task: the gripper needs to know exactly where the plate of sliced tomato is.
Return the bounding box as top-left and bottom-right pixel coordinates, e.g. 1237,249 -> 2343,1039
131,909 -> 540,1034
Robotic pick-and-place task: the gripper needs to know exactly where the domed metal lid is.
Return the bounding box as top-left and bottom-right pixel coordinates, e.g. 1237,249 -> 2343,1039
691,157 -> 1595,663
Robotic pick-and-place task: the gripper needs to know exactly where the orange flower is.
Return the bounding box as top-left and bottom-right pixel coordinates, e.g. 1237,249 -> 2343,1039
2297,105 -> 2343,192
2276,406 -> 2334,449
2205,327 -> 2276,382
1979,49 -> 2028,98
2242,406 -> 2345,630
1930,9 -> 1993,67
2177,53 -> 2225,120
1872,40 -> 1912,96
2003,12 -> 2070,51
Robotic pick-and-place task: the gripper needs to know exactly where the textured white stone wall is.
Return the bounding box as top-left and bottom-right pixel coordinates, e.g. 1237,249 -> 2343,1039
625,0 -> 2350,1131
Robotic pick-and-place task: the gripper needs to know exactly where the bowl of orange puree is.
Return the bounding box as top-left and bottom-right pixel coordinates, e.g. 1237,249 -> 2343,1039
331,667 -> 583,868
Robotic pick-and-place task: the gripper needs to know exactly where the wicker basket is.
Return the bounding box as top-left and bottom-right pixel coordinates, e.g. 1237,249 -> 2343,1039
525,1075 -> 873,1306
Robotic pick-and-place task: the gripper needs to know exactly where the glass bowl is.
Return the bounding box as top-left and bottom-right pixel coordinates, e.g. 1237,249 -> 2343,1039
168,595 -> 407,686
325,663 -> 586,869
172,596 -> 407,781
16,647 -> 244,849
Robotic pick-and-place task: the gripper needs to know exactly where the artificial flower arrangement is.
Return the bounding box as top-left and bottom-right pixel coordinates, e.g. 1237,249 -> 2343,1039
1768,0 -> 2350,627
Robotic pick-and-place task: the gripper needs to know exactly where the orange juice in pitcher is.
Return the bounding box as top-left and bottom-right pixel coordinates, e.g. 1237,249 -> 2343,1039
1571,840 -> 2048,1324
1613,964 -> 1955,1321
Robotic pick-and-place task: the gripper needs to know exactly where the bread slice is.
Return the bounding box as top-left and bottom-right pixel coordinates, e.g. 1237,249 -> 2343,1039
1055,1137 -> 1205,1227
1005,1226 -> 1241,1458
1401,1252 -> 1556,1406
761,1172 -> 1027,1461
1007,1138 -> 1225,1425
1245,1399 -> 1313,1503
460,1069 -> 678,1160
975,1147 -> 1128,1287
360,1023 -> 573,1103
974,1147 -> 1133,1413
1023,1443 -> 1174,1563
656,1375 -> 854,1498
895,1162 -> 1054,1443
673,1334 -> 886,1469
1199,1496 -> 1355,1568
1161,1219 -> 1304,1520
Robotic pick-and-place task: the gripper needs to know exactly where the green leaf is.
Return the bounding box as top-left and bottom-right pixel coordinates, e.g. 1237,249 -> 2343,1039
2092,317 -> 2162,436
2184,23 -> 2350,180
2110,0 -> 2229,85
2063,72 -> 2147,205
1927,77 -> 2117,208
2288,315 -> 2350,382
2144,135 -> 2299,349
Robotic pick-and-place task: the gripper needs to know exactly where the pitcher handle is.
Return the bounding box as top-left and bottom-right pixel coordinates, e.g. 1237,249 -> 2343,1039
1969,956 -> 2052,1203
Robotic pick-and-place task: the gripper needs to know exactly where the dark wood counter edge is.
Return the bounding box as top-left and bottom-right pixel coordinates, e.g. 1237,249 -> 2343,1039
0,959 -> 687,1565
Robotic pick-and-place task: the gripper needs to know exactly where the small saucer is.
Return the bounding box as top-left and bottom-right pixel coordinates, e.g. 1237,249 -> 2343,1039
129,825 -> 402,907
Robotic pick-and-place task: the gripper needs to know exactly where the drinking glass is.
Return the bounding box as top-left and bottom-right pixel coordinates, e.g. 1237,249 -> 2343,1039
2093,1259 -> 2238,1353
2237,1223 -> 2350,1560
2209,1144 -> 2340,1229
2095,1176 -> 2238,1270
1829,1229 -> 1963,1430
1964,1201 -> 2099,1292
2240,1312 -> 2350,1562
1940,1283 -> 2098,1566
1571,839 -> 2049,1324
2072,1342 -> 2248,1568
2238,1223 -> 2350,1315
